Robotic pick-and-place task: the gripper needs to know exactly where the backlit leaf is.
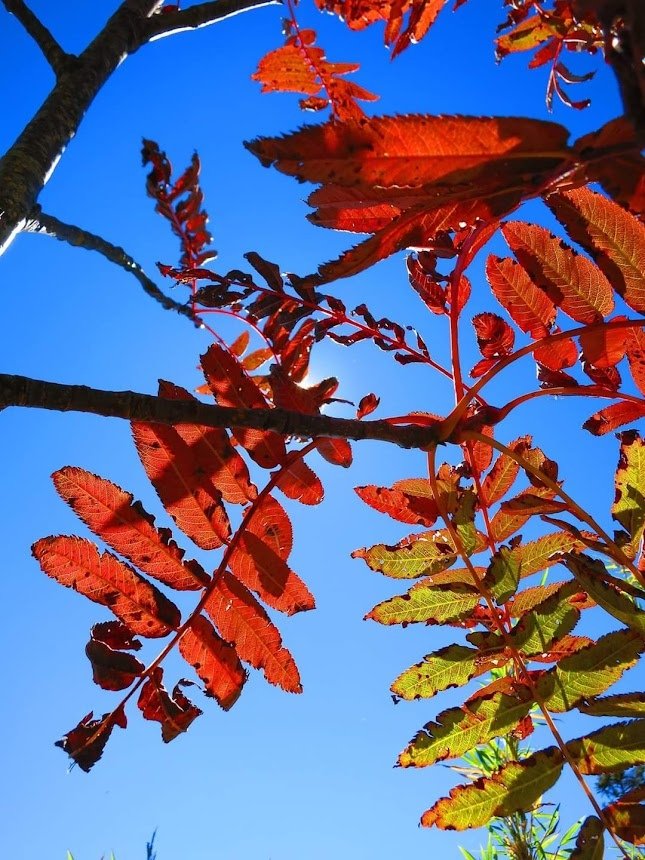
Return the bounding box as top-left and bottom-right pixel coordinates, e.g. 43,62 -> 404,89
548,186 -> 645,314
245,494 -> 293,561
55,708 -> 127,772
353,529 -> 458,578
178,614 -> 247,709
85,635 -> 144,692
366,581 -> 479,625
274,453 -> 324,506
52,467 -> 209,591
583,401 -> 645,436
355,482 -> 438,526
579,693 -> 645,718
205,571 -> 301,693
32,536 -> 180,637
485,546 -> 521,604
391,644 -> 507,701
480,436 -> 530,506
489,486 -> 555,541
502,221 -> 614,323
570,816 -> 604,859
626,327 -> 645,395
486,255 -> 555,338
567,720 -> 645,775
131,421 -> 231,551
399,687 -> 534,768
137,668 -> 202,742
612,430 -> 645,558
421,748 -> 563,830
603,796 -> 645,847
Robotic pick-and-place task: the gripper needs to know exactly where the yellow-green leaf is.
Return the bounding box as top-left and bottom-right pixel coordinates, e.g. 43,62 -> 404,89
538,628 -> 645,712
421,748 -> 564,830
612,430 -> 645,559
391,644 -> 507,701
485,545 -> 522,604
399,688 -> 534,768
352,529 -> 457,578
367,581 -> 479,625
579,693 -> 645,718
567,720 -> 645,774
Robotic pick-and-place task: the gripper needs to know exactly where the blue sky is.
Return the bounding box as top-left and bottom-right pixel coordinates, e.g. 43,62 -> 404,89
0,2 -> 641,858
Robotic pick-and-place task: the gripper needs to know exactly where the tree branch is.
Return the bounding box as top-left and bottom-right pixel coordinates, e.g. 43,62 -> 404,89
0,373 -> 441,450
1,0 -> 71,76
24,207 -> 199,324
143,0 -> 280,41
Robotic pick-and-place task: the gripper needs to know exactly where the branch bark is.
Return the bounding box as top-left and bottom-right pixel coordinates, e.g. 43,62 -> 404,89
143,0 -> 280,41
24,208 -> 199,323
0,373 -> 441,450
2,0 -> 71,76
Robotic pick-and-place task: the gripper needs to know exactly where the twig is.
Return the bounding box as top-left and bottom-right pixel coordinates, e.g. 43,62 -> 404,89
143,0 -> 280,41
0,373 -> 441,449
24,208 -> 199,325
1,0 -> 72,76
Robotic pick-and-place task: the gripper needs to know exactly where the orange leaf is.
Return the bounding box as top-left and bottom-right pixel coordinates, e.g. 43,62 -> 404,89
355,483 -> 438,526
201,343 -> 286,468
579,317 -> 629,368
583,401 -> 645,435
274,453 -> 324,506
178,614 -> 247,710
486,255 -> 555,338
626,327 -> 645,396
246,494 -> 293,560
132,421 -> 231,551
32,536 -> 180,637
533,335 -> 578,371
503,221 -> 614,323
315,436 -> 353,467
575,118 -> 645,214
205,571 -> 302,692
158,380 -> 257,504
52,467 -> 209,591
137,668 -> 201,742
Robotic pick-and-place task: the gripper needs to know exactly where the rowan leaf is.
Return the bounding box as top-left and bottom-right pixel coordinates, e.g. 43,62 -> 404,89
547,187 -> 645,313
158,380 -> 257,504
570,816 -> 604,859
85,628 -> 144,692
486,255 -> 555,338
245,494 -> 293,561
355,482 -> 438,526
579,693 -> 645,718
353,529 -> 458,578
201,343 -> 286,468
315,436 -> 353,467
229,532 -> 315,615
399,687 -> 534,768
480,436 -> 530,506
567,720 -> 645,775
131,421 -> 231,551
366,581 -> 480,626
538,628 -> 645,712
502,221 -> 614,323
489,486 -> 555,541
612,430 -> 645,558
205,571 -> 301,693
274,453 -> 324,506
32,536 -> 180,637
603,797 -> 645,847
511,531 -> 584,579
485,545 -> 521,604
391,644 -> 507,701
559,553 -> 645,635
178,614 -> 247,709
626,327 -> 645,396
137,668 -> 202,742
55,708 -> 127,773
583,401 -> 645,436
52,467 -> 209,591
421,748 -> 564,830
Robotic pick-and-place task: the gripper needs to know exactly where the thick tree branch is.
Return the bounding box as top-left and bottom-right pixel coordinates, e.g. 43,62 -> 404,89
2,0 -> 71,76
24,207 -> 199,324
143,0 -> 280,41
0,373 -> 441,450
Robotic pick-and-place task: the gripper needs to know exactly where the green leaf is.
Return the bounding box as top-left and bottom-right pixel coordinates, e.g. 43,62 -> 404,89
485,545 -> 522,604
399,687 -> 534,768
559,553 -> 645,636
454,489 -> 478,556
421,748 -> 564,830
538,628 -> 645,712
391,644 -> 507,701
352,529 -> 457,578
568,720 -> 645,774
367,581 -> 480,625
612,431 -> 645,559
511,532 -> 584,579
570,816 -> 604,859
578,692 -> 645,718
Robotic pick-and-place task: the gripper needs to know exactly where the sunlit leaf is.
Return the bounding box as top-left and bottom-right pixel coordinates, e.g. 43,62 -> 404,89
612,430 -> 645,559
353,529 -> 458,578
391,644 -> 507,701
367,580 -> 480,625
486,255 -> 555,338
178,614 -> 247,709
579,692 -> 645,718
137,668 -> 202,742
569,816 -> 604,859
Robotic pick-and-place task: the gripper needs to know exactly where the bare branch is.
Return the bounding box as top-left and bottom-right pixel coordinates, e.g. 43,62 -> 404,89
25,208 -> 199,325
1,0 -> 72,76
143,0 -> 280,41
0,373 -> 440,450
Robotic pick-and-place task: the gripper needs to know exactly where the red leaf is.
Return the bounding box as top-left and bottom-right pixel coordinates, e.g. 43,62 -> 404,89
502,221 -> 614,323
137,668 -> 202,742
158,381 -> 257,504
355,483 -> 438,526
472,312 -> 515,358
32,536 -> 180,637
178,614 -> 247,709
626,327 -> 645,396
201,343 -> 286,468
53,467 -> 209,591
357,393 -> 380,419
132,421 -> 231,550
575,119 -> 645,214
583,401 -> 645,435
55,708 -> 127,772
85,624 -> 144,691
246,494 -> 293,560
316,436 -> 353,467
579,318 -> 628,368
205,571 -> 302,693
274,453 -> 324,505
534,335 -> 578,371
229,532 -> 315,615
485,255 -> 555,338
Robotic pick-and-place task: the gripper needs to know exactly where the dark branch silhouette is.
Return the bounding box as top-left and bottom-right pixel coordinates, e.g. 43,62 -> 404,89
1,0 -> 71,76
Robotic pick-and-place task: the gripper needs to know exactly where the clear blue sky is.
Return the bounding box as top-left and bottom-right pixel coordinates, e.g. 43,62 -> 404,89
0,2 -> 641,858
